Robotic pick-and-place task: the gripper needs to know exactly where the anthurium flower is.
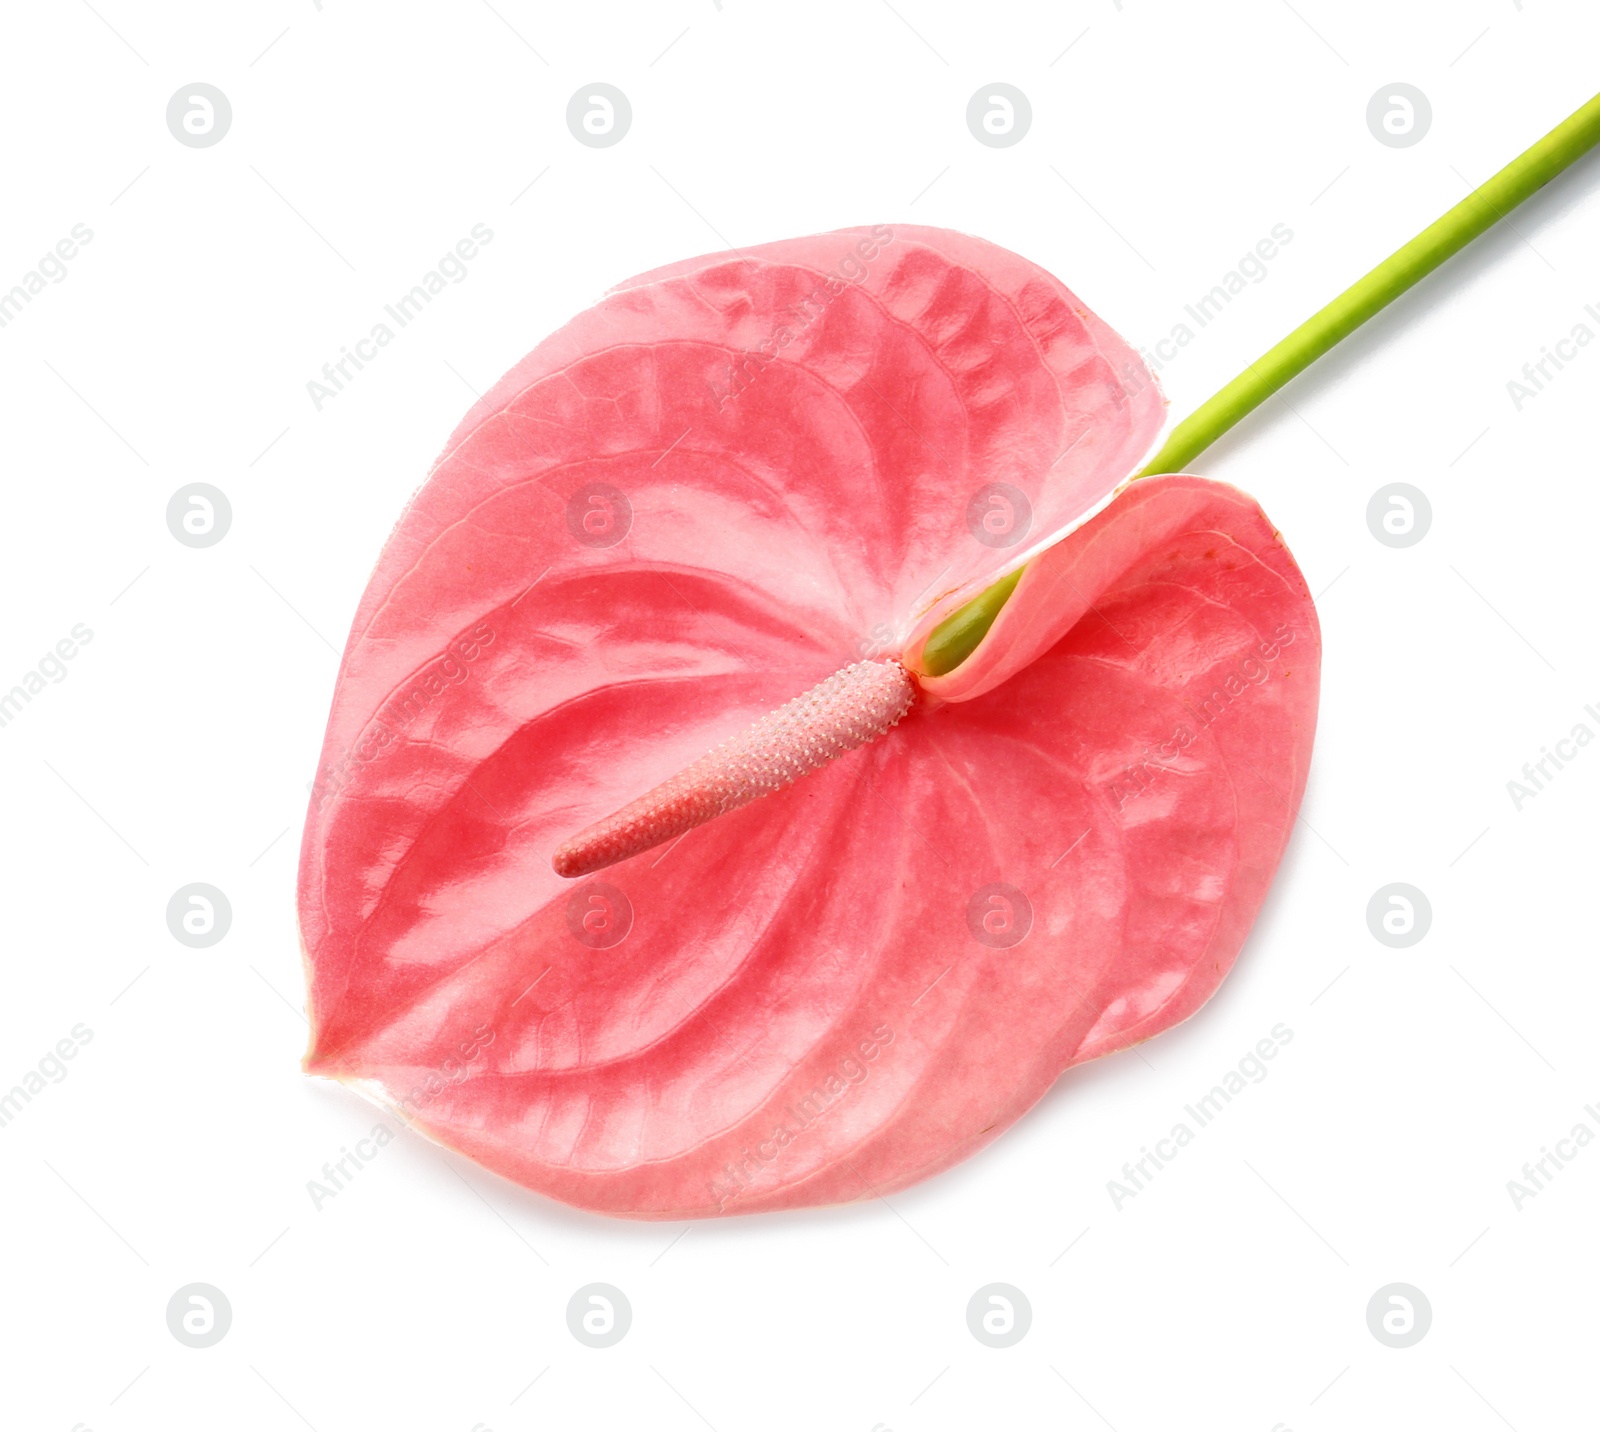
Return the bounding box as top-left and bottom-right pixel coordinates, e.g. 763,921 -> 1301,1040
298,225 -> 1320,1218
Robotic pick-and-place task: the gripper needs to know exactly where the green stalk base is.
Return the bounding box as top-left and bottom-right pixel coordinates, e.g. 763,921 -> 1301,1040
919,90 -> 1600,678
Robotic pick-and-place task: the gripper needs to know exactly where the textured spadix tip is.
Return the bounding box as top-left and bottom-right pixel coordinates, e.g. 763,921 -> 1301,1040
552,659 -> 918,879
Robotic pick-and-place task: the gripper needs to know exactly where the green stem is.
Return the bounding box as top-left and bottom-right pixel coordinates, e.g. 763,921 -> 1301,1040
921,89 -> 1600,677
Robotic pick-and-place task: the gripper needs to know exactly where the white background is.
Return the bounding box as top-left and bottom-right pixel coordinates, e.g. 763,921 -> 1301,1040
3,1 -> 1599,1428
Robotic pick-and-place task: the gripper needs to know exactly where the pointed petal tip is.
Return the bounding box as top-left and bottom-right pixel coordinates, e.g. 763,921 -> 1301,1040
302,1037 -> 342,1078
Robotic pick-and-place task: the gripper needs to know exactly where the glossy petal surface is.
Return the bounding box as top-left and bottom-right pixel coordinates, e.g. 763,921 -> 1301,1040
298,228 -> 1317,1217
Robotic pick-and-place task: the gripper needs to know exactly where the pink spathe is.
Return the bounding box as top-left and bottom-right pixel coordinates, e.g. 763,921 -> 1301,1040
298,226 -> 1319,1218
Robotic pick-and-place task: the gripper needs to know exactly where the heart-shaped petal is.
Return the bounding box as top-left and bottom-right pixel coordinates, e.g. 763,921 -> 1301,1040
298,229 -> 1316,1218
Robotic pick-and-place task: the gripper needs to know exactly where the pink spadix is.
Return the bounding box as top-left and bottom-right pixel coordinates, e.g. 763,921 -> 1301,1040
553,659 -> 918,878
